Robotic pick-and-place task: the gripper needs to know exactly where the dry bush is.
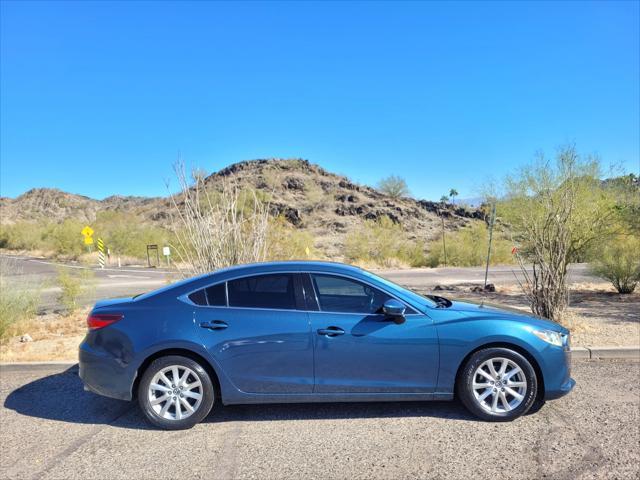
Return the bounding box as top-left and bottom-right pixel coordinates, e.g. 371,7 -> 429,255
168,162 -> 270,276
0,308 -> 88,361
304,180 -> 325,209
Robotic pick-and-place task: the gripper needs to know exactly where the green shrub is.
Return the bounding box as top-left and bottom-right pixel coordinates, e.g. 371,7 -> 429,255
425,222 -> 515,267
377,175 -> 409,198
267,216 -> 315,260
0,222 -> 48,251
56,268 -> 95,314
345,216 -> 427,267
590,235 -> 640,293
49,219 -> 86,257
0,260 -> 40,343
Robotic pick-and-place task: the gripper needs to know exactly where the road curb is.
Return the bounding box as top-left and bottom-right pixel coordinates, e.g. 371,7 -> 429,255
571,346 -> 640,360
588,346 -> 640,360
1,347 -> 638,370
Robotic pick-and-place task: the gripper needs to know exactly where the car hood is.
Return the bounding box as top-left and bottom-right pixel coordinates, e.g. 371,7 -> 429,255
443,298 -> 568,333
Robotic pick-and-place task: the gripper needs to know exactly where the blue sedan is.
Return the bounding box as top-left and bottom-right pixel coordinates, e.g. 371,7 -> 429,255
79,261 -> 575,429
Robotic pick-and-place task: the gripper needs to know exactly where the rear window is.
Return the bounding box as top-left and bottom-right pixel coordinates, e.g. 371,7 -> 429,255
188,289 -> 207,306
205,283 -> 226,306
227,274 -> 296,310
188,283 -> 227,306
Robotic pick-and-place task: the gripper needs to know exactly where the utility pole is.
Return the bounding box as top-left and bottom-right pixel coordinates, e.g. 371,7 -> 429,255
441,214 -> 447,268
484,202 -> 497,288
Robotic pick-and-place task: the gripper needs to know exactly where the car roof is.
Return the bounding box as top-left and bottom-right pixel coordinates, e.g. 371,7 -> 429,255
134,261 -> 366,301
211,260 -> 365,275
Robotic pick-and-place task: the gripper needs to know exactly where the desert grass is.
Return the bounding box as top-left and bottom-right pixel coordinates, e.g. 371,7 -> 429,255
0,308 -> 88,362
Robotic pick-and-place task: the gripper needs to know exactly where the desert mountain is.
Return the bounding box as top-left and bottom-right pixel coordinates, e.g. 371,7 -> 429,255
0,159 -> 484,257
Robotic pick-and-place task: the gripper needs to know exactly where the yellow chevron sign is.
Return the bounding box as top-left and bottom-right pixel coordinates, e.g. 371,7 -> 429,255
81,225 -> 94,245
97,238 -> 106,268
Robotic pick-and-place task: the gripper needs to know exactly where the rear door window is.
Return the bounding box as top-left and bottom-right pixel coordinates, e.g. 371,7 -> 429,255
227,274 -> 297,310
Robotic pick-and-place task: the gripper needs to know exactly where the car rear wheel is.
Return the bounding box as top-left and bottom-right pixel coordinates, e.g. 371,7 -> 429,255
138,355 -> 215,430
457,348 -> 538,421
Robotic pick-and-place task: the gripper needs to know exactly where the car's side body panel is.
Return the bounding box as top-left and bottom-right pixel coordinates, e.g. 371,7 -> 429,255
194,306 -> 314,394
310,311 -> 439,393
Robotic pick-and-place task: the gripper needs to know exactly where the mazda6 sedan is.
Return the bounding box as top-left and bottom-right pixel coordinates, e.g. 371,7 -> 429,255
79,261 -> 575,429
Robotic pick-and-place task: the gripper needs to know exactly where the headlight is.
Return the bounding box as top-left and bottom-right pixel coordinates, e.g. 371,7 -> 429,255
533,329 -> 563,347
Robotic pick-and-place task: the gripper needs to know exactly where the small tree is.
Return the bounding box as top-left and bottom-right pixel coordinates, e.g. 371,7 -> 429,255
168,161 -> 270,276
377,175 -> 409,198
449,188 -> 458,204
499,145 -> 618,323
591,235 -> 640,293
439,195 -> 449,204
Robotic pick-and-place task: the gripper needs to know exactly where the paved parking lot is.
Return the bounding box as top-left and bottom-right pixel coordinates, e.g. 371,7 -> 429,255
1,360 -> 639,480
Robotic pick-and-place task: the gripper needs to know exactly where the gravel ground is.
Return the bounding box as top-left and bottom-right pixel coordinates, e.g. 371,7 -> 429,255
1,360 -> 638,480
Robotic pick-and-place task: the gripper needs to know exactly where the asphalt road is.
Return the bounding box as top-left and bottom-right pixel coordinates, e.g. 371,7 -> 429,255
1,360 -> 638,480
1,254 -> 602,312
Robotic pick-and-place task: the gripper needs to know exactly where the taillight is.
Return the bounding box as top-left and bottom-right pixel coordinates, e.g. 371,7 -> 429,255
87,313 -> 124,331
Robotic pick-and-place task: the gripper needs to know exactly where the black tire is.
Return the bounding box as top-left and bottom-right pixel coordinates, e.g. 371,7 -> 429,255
457,348 -> 538,422
138,355 -> 215,430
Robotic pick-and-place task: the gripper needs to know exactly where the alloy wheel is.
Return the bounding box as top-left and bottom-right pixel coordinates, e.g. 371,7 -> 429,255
472,357 -> 527,414
148,365 -> 203,421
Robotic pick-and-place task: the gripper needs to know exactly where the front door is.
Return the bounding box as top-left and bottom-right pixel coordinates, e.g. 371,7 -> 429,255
307,273 -> 438,393
194,273 -> 313,394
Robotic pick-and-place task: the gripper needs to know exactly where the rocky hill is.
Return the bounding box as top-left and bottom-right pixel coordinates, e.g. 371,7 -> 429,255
0,159 -> 484,257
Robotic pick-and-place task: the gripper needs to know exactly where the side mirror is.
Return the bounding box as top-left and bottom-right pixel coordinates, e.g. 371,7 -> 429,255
382,299 -> 406,324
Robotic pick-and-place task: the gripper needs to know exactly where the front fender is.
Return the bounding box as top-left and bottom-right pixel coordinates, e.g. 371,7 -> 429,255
435,320 -> 548,394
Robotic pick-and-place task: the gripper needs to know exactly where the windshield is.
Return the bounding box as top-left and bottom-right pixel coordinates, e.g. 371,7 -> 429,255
360,270 -> 439,308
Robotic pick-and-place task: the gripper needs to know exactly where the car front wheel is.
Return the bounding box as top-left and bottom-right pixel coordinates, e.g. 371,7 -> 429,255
138,355 -> 215,430
458,348 -> 538,421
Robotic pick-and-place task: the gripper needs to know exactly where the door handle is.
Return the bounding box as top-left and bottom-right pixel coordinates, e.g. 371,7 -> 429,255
317,326 -> 345,337
200,320 -> 228,330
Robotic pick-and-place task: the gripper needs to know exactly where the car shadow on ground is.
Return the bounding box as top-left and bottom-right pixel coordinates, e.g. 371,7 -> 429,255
3,365 -> 479,430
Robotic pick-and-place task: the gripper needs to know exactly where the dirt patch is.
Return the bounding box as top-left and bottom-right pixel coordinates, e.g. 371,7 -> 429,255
0,308 -> 88,362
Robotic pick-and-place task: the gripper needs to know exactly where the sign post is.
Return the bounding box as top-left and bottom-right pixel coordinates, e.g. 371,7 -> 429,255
484,203 -> 497,289
146,244 -> 160,268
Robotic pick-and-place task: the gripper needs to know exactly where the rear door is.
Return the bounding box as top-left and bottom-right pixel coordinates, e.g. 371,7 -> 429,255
306,273 -> 438,393
192,273 -> 313,394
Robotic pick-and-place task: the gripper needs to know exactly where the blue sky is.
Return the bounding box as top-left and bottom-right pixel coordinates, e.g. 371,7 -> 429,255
1,1 -> 638,201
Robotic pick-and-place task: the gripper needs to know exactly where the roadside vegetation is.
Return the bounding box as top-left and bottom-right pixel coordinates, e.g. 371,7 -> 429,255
56,268 -> 96,314
344,216 -> 427,268
496,146 -> 637,323
590,235 -> 640,294
425,222 -> 514,268
0,258 -> 40,343
0,212 -> 171,261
